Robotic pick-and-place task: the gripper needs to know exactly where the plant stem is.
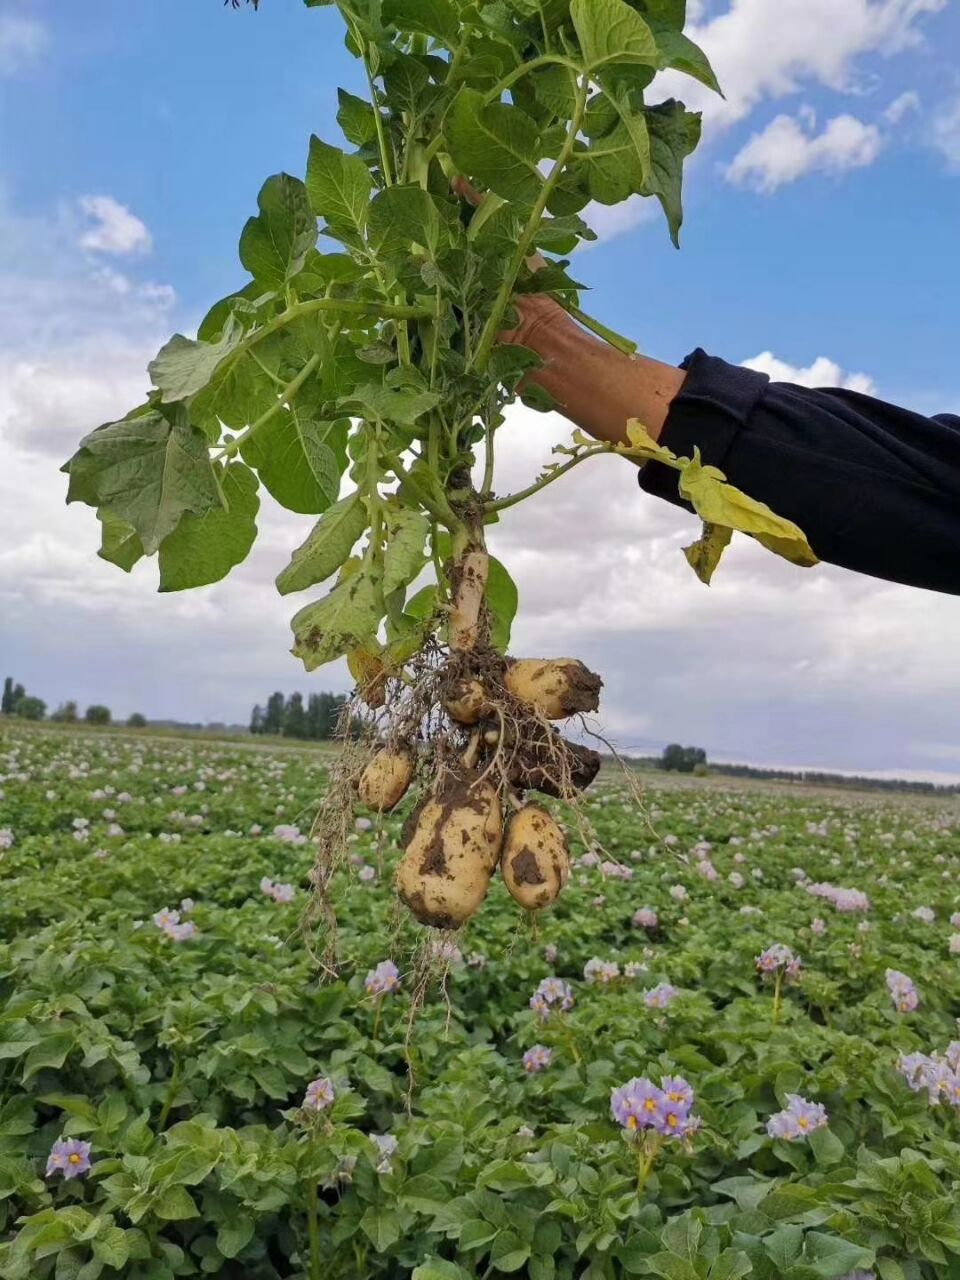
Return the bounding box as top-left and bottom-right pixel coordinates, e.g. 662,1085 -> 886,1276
637,1136 -> 664,1194
562,304 -> 638,357
472,78 -> 589,374
217,354 -> 322,460
306,1155 -> 323,1280
482,54 -> 579,106
372,996 -> 383,1042
481,418 -> 497,498
248,348 -> 286,386
157,1055 -> 182,1131
772,969 -> 784,1026
484,445 -> 608,512
233,297 -> 434,368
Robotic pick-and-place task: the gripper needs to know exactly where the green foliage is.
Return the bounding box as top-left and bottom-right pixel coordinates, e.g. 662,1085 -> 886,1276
661,743 -> 706,774
13,695 -> 45,722
60,0 -> 734,677
84,705 -> 111,726
5,721 -> 960,1277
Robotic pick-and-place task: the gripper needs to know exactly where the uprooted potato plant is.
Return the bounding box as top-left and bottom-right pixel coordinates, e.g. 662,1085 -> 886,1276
62,0 -> 817,955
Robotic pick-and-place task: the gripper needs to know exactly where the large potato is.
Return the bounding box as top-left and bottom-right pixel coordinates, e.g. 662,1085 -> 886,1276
358,749 -> 415,813
501,805 -> 570,911
396,774 -> 503,929
505,659 -> 602,719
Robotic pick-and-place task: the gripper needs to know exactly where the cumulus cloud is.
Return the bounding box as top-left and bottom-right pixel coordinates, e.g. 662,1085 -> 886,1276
931,96 -> 960,172
582,196 -> 659,245
725,110 -> 884,192
657,0 -> 945,133
742,351 -> 877,394
0,15 -> 47,75
77,195 -> 153,256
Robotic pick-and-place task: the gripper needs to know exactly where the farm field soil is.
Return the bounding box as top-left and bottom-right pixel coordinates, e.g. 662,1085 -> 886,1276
2,723 -> 960,1279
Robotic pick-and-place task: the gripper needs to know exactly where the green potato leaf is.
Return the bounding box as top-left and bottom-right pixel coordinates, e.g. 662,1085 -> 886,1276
64,408 -> 222,556
306,135 -> 373,237
291,561 -> 384,669
158,463 -> 260,592
683,521 -> 733,585
382,508 -> 430,595
239,173 -> 317,290
241,412 -> 347,515
446,88 -> 543,206
382,0 -> 459,44
644,100 -> 702,246
97,511 -> 145,573
276,491 -> 369,595
571,0 -> 659,71
148,319 -> 245,405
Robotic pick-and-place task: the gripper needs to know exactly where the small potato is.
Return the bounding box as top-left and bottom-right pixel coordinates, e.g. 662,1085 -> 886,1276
396,775 -> 503,929
511,735 -> 602,798
358,749 -> 415,813
505,659 -> 602,719
443,678 -> 490,726
501,805 -> 570,911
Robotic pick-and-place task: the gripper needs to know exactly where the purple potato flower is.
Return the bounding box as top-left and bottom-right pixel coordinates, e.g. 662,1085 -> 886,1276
365,960 -> 400,996
886,968 -> 919,1013
522,1045 -> 553,1073
530,977 -> 575,1018
46,1137 -> 92,1180
610,1077 -> 664,1132
304,1077 -> 335,1111
644,982 -> 679,1009
766,1094 -> 828,1141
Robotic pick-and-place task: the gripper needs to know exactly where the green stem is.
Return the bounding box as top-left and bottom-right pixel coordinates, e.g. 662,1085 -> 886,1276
472,77 -> 590,374
372,997 -> 383,1043
234,297 -> 434,366
482,54 -> 579,106
157,1055 -> 182,1131
562,303 -> 638,357
217,354 -> 321,460
559,1021 -> 582,1066
772,969 -> 784,1026
306,1161 -> 323,1280
484,445 -> 608,513
481,421 -> 497,498
637,1135 -> 664,1194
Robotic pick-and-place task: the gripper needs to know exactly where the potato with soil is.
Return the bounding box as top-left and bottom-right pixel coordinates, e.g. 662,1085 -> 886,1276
396,773 -> 503,929
359,748 -> 415,813
505,659 -> 602,720
501,805 -> 570,910
510,728 -> 602,798
443,677 -> 490,726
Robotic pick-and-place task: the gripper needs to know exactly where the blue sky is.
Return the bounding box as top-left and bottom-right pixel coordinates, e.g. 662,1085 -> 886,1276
2,0 -> 960,776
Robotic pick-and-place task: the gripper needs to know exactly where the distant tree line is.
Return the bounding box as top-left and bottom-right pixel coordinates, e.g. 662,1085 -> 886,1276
250,691 -> 348,741
1,677 -> 146,728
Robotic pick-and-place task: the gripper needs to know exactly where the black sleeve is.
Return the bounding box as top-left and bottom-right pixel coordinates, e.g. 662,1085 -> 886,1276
639,348 -> 960,596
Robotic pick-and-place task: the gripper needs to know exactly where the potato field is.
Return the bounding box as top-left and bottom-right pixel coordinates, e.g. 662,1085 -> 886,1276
2,724 -> 960,1280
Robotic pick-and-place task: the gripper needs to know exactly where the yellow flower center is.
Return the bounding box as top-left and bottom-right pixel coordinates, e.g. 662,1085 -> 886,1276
69,1154 -> 82,1165
644,1099 -> 657,1112
626,1116 -> 638,1130
798,1118 -> 809,1130
667,1114 -> 679,1128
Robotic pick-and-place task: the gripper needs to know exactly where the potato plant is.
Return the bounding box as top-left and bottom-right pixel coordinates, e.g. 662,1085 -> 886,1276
62,0 -> 816,936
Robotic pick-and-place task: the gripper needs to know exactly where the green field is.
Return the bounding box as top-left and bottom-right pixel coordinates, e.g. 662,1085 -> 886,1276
2,722 -> 960,1279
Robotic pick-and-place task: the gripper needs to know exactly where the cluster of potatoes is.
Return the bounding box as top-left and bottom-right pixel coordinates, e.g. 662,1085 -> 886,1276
357,659 -> 602,929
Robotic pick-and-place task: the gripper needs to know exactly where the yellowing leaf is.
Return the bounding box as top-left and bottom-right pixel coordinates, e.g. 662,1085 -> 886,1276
683,521 -> 733,585
619,418 -> 679,465
679,453 -> 818,568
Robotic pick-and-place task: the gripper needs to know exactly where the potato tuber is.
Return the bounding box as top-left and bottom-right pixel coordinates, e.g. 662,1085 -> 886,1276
505,659 -> 602,720
443,677 -> 490,726
396,774 -> 503,929
501,804 -> 570,911
358,748 -> 415,813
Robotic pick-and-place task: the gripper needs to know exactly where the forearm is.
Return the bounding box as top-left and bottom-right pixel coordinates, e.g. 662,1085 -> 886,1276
517,310 -> 686,447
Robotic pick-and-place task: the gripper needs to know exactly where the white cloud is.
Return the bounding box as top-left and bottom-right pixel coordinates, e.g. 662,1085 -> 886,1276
580,196 -> 659,246
884,89 -> 920,122
657,0 -> 945,133
725,110 -> 884,191
742,350 -> 877,394
77,195 -> 153,256
931,96 -> 960,172
0,15 -> 47,75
